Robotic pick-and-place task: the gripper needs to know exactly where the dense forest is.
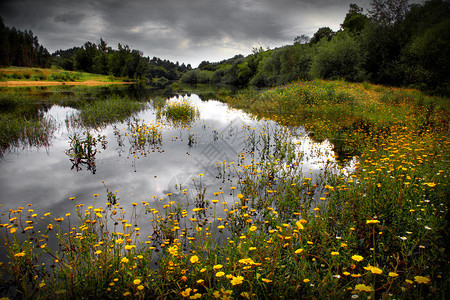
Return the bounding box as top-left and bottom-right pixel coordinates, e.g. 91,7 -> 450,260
181,0 -> 450,95
0,17 -> 51,68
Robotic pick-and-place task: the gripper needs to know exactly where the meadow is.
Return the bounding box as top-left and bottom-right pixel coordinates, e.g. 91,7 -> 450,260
0,80 -> 448,299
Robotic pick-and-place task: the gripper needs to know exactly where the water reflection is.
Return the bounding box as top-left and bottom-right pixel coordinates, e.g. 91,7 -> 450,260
0,93 -> 350,256
66,132 -> 101,174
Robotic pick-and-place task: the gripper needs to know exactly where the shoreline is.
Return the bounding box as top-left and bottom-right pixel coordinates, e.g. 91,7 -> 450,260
0,80 -> 134,87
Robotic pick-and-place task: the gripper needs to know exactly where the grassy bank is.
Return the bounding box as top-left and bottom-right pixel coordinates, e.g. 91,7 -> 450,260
0,67 -> 127,83
0,81 -> 448,299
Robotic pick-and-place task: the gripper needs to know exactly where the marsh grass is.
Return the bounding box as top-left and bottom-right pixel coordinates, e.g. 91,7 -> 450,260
162,98 -> 200,125
73,96 -> 145,128
0,93 -> 55,156
0,80 -> 448,299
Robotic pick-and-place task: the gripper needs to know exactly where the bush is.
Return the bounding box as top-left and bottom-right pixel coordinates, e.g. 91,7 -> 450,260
310,32 -> 365,82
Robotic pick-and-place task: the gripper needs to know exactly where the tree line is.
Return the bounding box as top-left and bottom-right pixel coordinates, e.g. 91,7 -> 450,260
0,17 -> 51,68
52,39 -> 192,83
0,17 -> 191,83
181,0 -> 450,95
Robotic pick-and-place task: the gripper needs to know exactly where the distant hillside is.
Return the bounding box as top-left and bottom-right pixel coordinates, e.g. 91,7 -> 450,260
181,0 -> 450,96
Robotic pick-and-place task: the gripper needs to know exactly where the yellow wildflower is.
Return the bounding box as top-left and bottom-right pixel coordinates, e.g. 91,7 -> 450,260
14,252 -> 26,257
366,220 -> 380,224
296,220 -> 304,230
355,284 -> 373,292
351,255 -> 364,262
230,275 -> 244,286
414,276 -> 431,284
216,271 -> 225,277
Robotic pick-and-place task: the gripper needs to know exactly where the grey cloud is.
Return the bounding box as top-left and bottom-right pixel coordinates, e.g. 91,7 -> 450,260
54,13 -> 86,25
0,0 -> 373,66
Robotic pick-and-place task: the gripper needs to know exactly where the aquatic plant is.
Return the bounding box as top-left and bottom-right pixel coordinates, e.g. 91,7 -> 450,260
73,95 -> 145,128
65,131 -> 99,173
162,97 -> 200,125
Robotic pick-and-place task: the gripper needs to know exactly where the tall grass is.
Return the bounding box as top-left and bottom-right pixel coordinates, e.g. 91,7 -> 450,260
162,98 -> 200,125
0,93 -> 54,156
73,95 -> 145,128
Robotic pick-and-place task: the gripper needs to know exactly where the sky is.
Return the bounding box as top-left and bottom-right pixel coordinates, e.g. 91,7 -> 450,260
1,0 -> 375,67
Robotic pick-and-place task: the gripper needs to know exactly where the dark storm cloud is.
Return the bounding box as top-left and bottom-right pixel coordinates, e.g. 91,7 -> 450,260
54,13 -> 86,25
0,0 -> 371,66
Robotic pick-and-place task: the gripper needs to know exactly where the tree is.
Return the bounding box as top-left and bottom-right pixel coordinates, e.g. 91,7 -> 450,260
109,43 -> 130,77
341,4 -> 369,33
0,19 -> 50,67
310,27 -> 335,44
74,41 -> 98,72
198,61 -> 216,71
310,32 -> 365,82
369,0 -> 410,25
294,34 -> 310,45
0,17 -> 10,66
401,1 -> 450,94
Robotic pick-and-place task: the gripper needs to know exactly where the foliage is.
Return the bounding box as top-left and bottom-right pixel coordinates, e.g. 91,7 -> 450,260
162,97 -> 200,125
181,69 -> 213,84
73,95 -> 145,128
310,27 -> 335,44
0,17 -> 51,68
341,4 -> 369,34
368,0 -> 410,25
53,41 -> 191,83
182,0 -> 449,96
310,32 -> 365,82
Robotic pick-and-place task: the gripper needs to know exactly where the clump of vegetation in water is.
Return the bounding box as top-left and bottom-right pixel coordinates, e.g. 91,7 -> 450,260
162,97 -> 200,125
71,95 -> 145,128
